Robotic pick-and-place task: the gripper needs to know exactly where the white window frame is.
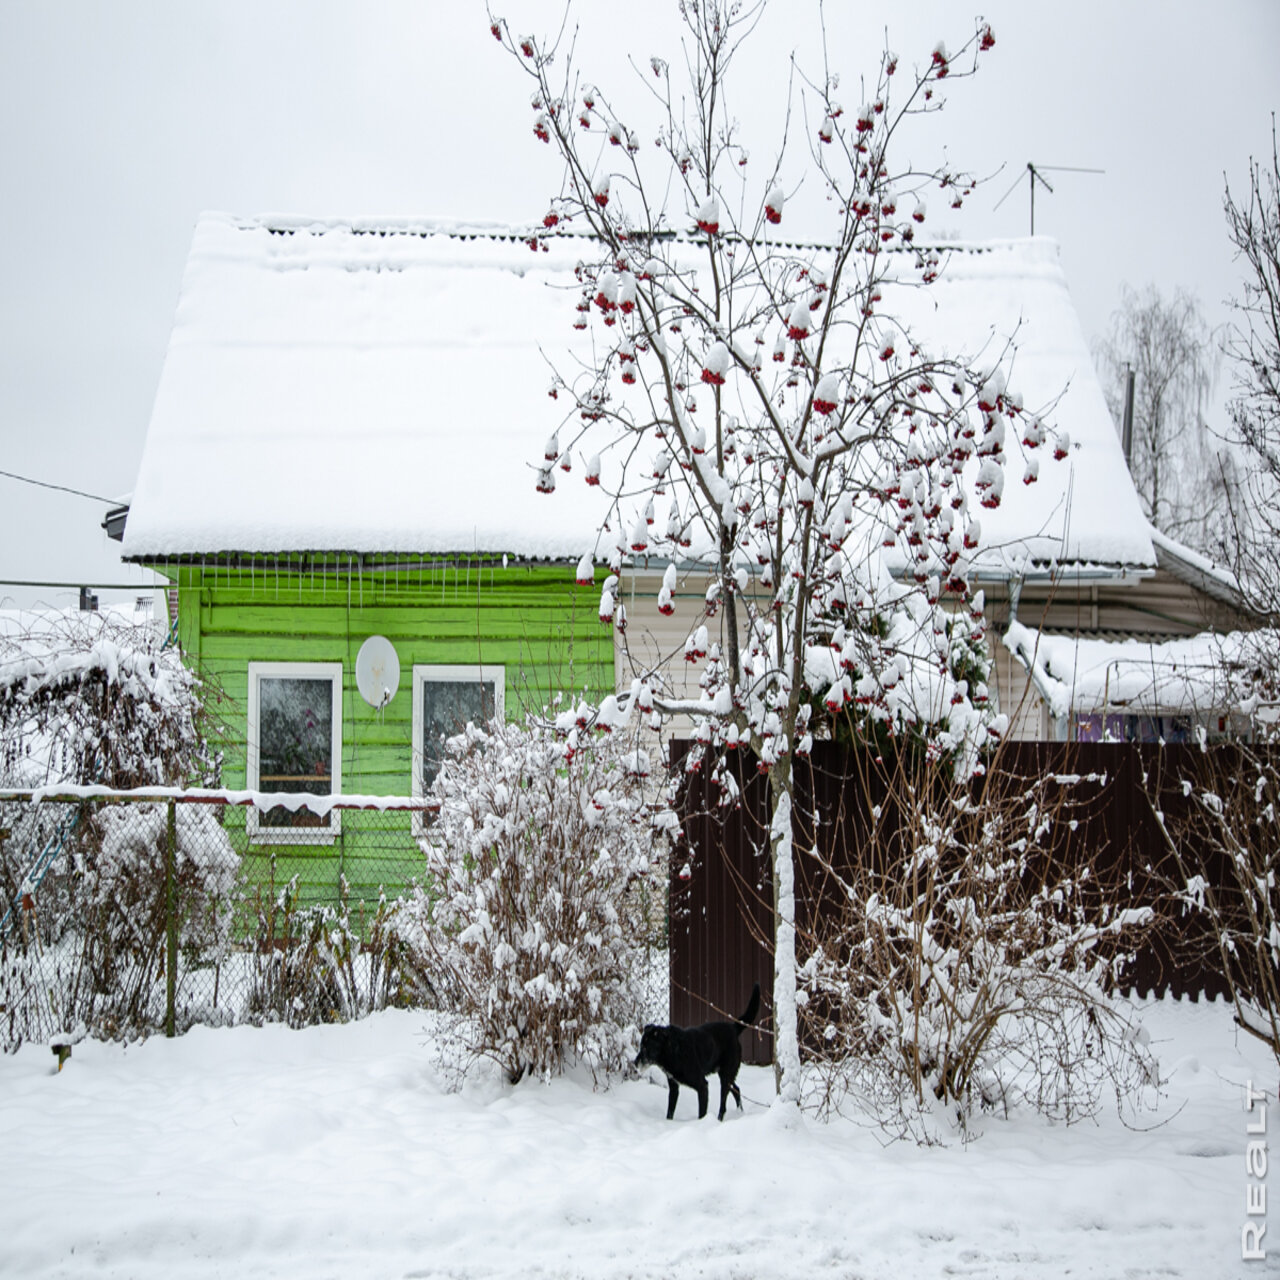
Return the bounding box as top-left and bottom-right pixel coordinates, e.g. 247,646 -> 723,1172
246,661 -> 343,843
412,664 -> 505,835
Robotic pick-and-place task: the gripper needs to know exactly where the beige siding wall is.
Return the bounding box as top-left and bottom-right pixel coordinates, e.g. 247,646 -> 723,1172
977,568 -> 1247,740
987,570 -> 1243,638
990,635 -> 1049,739
615,568 -> 715,705
619,565 -> 1236,744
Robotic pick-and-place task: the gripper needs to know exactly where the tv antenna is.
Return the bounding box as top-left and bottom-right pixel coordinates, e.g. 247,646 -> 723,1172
994,162 -> 1105,235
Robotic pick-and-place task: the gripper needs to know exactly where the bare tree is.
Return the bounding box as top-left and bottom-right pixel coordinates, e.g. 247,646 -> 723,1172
1149,742 -> 1280,1064
489,2 -> 1053,1104
1222,116 -> 1280,617
1094,285 -> 1223,550
1143,127 -> 1280,1069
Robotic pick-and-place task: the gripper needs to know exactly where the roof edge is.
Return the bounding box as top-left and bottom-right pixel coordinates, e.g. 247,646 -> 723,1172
1146,524 -> 1258,617
121,550 -> 579,571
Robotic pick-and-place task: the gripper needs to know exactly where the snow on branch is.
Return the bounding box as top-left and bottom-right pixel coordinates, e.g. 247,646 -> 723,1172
489,0 -> 1061,1108
0,608 -> 221,789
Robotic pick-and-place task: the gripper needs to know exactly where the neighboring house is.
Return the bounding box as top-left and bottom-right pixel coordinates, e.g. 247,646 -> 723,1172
616,237 -> 1258,739
1003,526 -> 1262,743
112,216 -> 1253,904
892,243 -> 1257,742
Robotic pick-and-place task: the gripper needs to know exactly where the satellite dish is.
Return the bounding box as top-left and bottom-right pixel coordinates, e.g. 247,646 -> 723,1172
355,635 -> 400,710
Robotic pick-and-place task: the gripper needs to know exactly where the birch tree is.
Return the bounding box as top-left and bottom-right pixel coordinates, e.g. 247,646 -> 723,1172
1094,285 -> 1222,550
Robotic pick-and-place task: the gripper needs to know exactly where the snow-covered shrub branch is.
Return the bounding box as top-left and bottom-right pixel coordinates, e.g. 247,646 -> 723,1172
0,610 -> 230,1046
1148,743 -> 1280,1063
0,608 -> 223,789
397,716 -> 664,1084
790,747 -> 1158,1134
245,872 -> 437,1028
489,0 -> 1061,1098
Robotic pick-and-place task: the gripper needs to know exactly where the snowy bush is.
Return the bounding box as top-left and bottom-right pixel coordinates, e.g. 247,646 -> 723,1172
397,715 -> 663,1084
1151,743 -> 1280,1064
0,606 -> 222,789
793,750 -> 1159,1135
0,608 -> 231,1047
245,871 -> 437,1028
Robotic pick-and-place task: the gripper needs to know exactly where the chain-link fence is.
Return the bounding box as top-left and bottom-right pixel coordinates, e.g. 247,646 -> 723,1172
0,790 -> 441,1050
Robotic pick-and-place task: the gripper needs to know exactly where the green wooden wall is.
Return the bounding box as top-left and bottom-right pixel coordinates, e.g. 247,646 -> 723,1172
160,557 -> 614,909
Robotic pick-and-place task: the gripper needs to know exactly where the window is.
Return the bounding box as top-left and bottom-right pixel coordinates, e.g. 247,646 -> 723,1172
1057,712 -> 1198,744
412,665 -> 504,826
247,662 -> 343,841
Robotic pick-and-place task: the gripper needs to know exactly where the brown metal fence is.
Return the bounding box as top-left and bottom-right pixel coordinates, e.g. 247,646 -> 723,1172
0,790 -> 438,1051
669,741 -> 1240,1066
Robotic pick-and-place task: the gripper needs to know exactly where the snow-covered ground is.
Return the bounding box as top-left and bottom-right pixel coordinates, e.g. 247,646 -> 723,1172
2,996 -> 1273,1279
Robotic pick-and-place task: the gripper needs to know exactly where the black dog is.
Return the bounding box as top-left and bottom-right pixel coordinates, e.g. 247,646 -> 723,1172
635,984 -> 762,1121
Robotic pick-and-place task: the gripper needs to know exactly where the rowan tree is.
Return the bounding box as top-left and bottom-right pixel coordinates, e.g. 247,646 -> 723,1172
489,0 -> 1057,1104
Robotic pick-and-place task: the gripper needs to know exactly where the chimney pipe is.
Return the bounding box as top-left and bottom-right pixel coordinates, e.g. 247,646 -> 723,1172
1121,364 -> 1136,465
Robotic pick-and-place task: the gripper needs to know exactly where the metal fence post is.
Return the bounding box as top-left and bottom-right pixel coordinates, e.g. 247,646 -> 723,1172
165,798 -> 177,1037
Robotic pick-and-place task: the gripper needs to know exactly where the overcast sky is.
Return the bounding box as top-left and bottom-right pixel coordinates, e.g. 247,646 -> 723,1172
2,0 -> 1276,610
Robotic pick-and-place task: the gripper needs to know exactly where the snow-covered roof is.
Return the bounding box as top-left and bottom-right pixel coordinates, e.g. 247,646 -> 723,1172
1146,524 -> 1250,614
878,239 -> 1153,573
1003,620 -> 1252,720
122,214 -> 621,561
122,215 -> 1153,570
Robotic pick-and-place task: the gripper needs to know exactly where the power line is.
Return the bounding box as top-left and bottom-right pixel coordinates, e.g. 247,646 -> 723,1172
0,467 -> 121,506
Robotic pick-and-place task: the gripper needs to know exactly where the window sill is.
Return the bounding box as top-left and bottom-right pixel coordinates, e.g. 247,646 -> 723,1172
246,814 -> 342,845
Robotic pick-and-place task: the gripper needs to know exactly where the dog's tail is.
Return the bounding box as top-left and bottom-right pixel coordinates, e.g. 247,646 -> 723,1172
737,983 -> 761,1032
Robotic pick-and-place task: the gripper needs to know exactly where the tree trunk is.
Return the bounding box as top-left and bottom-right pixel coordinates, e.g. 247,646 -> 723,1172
769,763 -> 801,1105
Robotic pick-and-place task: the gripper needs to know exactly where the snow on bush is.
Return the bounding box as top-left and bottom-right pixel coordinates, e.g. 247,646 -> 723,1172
244,873 -> 437,1029
397,715 -> 663,1084
1152,742 -> 1280,1065
0,606 -> 221,788
793,750 -> 1159,1136
1,608 -> 231,1047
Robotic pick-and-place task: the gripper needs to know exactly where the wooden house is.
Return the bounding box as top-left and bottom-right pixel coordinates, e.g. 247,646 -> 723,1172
116,215 -> 618,902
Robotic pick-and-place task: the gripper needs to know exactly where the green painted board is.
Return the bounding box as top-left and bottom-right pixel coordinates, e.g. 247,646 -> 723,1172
151,560 -> 615,907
